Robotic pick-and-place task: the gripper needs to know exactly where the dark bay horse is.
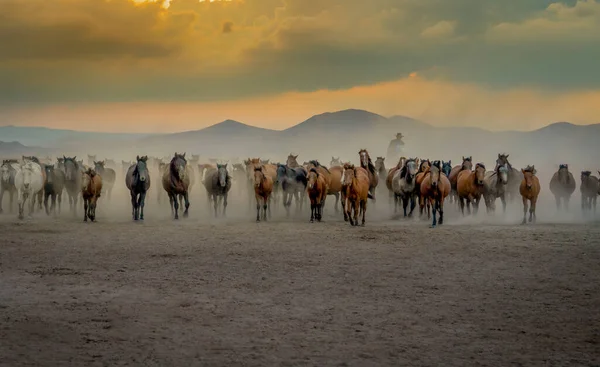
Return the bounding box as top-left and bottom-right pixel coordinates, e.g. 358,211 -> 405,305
43,164 -> 65,216
82,168 -> 102,222
307,168 -> 327,222
0,159 -> 18,213
277,163 -> 307,216
203,163 -> 232,217
162,153 -> 191,219
126,155 -> 151,221
62,156 -> 82,215
420,161 -> 451,227
549,164 -> 576,211
359,149 -> 378,200
580,170 -> 599,214
94,161 -> 116,201
520,166 -> 540,224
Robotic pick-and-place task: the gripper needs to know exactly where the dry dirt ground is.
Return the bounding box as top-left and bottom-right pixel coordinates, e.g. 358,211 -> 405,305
1,188 -> 600,366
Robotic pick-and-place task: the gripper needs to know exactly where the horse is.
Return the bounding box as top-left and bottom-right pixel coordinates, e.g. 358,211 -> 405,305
22,156 -> 45,210
286,154 -> 300,168
441,161 -> 452,178
126,155 -> 151,221
457,162 -> 486,216
391,158 -> 419,217
14,161 -> 44,219
253,165 -> 273,222
496,154 -> 523,203
420,161 -> 451,227
122,160 -> 133,178
62,156 -> 82,215
386,157 -> 406,203
342,163 -> 370,226
520,165 -> 540,224
330,157 -> 342,167
247,158 -> 279,209
203,163 -> 232,217
358,149 -> 378,200
87,155 -> 96,167
580,170 -> 599,214
42,164 -> 65,216
82,168 -> 102,222
156,162 -> 168,204
549,164 -> 576,211
162,153 -> 191,220
448,156 -> 472,204
483,163 -> 509,214
307,168 -> 327,222
0,159 -> 18,213
93,161 -> 116,201
277,163 -> 307,216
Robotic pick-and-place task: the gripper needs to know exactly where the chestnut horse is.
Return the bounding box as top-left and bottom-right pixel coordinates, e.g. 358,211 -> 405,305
449,156 -> 473,204
520,165 -> 540,224
358,149 -> 378,200
342,163 -> 370,226
420,161 -> 451,227
307,168 -> 327,222
82,168 -> 102,222
254,165 -> 273,222
457,162 -> 486,216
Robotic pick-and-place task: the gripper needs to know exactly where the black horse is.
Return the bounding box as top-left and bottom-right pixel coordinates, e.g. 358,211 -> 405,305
277,163 -> 308,216
126,155 -> 151,220
43,164 -> 65,216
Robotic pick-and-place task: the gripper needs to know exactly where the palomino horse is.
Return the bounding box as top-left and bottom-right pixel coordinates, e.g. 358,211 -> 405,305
420,161 -> 451,227
342,163 -> 370,226
457,162 -> 486,216
391,158 -> 419,217
358,149 -> 378,200
82,168 -> 102,222
22,156 -> 45,210
162,153 -> 191,219
580,171 -> 599,214
449,156 -> 473,204
203,163 -> 232,217
126,156 -> 151,221
0,159 -> 18,213
307,168 -> 327,222
62,156 -> 82,215
520,165 -> 540,224
15,161 -> 44,219
483,163 -> 508,214
42,164 -> 65,216
496,154 -> 523,203
286,154 -> 300,168
253,165 -> 273,222
93,161 -> 116,201
549,164 -> 576,211
277,163 -> 307,216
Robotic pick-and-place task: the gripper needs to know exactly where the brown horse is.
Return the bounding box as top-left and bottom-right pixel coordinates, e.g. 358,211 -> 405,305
358,149 -> 377,200
342,163 -> 370,226
162,153 -> 191,219
520,165 -> 540,224
328,165 -> 343,213
286,154 -> 300,168
254,165 -> 273,222
307,168 -> 327,222
420,161 -> 451,227
449,156 -> 473,203
457,162 -> 486,215
82,168 -> 102,222
306,160 -> 338,209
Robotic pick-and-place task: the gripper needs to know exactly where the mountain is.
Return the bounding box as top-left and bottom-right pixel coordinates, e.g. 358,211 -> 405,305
282,109 -> 388,136
0,141 -> 49,157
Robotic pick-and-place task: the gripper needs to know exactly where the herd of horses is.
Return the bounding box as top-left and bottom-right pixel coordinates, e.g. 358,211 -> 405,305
1,151 -> 599,227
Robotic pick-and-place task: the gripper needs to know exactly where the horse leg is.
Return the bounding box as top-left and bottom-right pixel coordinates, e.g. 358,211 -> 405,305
37,190 -> 43,211
17,191 -> 24,220
439,198 -> 445,225
183,192 -> 190,218
172,193 -> 180,220
83,198 -> 88,222
409,194 -> 416,217
0,187 -> 4,214
310,199 -> 315,223
51,194 -> 56,216
521,197 -> 528,224
223,192 -> 228,217
361,199 -> 366,226
565,196 -> 570,212
130,191 -> 137,220
255,194 -> 261,222
334,193 -> 339,213
266,196 -> 271,221
530,197 -> 537,223
44,192 -> 50,216
431,199 -> 438,227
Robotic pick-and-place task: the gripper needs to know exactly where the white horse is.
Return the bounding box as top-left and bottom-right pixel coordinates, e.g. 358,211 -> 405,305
14,161 -> 44,219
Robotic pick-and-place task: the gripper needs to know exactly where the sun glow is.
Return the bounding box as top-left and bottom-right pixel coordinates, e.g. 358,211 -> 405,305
130,0 -> 171,9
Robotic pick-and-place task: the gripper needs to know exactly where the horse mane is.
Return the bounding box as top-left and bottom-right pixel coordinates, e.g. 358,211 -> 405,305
309,160 -> 331,173
476,163 -> 486,170
582,170 -> 592,176
3,159 -> 18,165
523,165 -> 536,174
84,168 -> 96,177
559,164 -> 568,170
309,167 -> 319,176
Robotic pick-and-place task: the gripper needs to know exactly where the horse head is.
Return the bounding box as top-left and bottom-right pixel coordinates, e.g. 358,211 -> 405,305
404,159 -> 418,182
475,163 -> 486,186
521,165 -> 536,189
375,157 -> 386,173
1,160 -> 15,182
253,166 -> 265,187
342,163 -> 355,186
330,157 -> 341,166
581,170 -> 592,182
171,153 -> 187,180
63,156 -> 78,181
307,168 -> 320,189
358,149 -> 370,168
429,161 -> 442,188
135,156 -> 149,182
44,164 -> 54,184
217,163 -> 228,187
286,154 -> 299,167
441,161 -> 452,177
497,164 -> 509,185
93,161 -> 105,173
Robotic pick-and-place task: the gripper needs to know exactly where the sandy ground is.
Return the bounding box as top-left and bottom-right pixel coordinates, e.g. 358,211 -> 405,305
1,182 -> 599,366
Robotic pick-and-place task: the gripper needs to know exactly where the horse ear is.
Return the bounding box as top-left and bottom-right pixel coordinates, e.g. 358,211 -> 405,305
182,153 -> 186,158
73,156 -> 77,160
136,155 -> 140,161
506,154 -> 509,158
498,153 -> 501,158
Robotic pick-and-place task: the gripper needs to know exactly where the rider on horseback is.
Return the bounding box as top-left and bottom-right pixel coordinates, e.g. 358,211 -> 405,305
386,133 -> 405,164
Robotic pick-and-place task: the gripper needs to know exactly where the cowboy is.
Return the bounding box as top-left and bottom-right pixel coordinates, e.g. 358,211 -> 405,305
386,133 -> 405,162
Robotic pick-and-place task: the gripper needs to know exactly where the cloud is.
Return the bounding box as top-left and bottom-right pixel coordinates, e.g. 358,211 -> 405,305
0,0 -> 599,105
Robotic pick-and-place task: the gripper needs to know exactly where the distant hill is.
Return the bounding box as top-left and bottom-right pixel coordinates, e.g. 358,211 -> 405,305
0,141 -> 49,157
282,109 -> 388,136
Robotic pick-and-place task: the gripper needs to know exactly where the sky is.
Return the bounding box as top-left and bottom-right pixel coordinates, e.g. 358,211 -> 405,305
1,0 -> 599,133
